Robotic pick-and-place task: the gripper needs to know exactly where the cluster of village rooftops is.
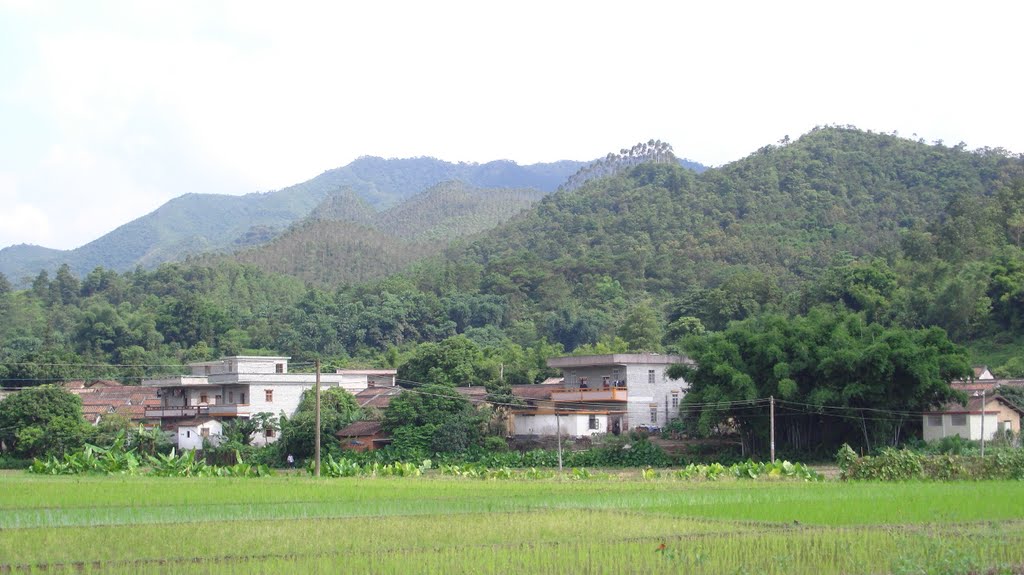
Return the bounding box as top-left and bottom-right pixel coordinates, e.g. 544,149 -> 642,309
35,356 -> 1024,451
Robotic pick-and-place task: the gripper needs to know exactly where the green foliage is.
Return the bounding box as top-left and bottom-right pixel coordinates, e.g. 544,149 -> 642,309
397,335 -> 486,386
279,388 -> 360,459
3,127 -> 1024,421
838,445 -> 1024,481
0,385 -> 91,457
680,307 -> 970,456
383,384 -> 486,454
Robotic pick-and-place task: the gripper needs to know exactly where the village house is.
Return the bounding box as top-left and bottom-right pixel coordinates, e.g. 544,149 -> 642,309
510,353 -> 691,439
142,356 -> 396,448
63,380 -> 160,427
923,393 -> 1023,442
336,420 -> 391,452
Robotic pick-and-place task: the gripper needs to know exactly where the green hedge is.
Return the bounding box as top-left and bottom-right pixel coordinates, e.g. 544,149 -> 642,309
837,444 -> 1024,481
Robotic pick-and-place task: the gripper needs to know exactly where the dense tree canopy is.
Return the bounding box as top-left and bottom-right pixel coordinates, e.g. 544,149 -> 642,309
0,385 -> 91,457
670,307 -> 970,456
383,384 -> 486,454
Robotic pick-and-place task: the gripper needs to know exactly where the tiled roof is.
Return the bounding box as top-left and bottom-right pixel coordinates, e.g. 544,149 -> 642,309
511,383 -> 565,400
65,383 -> 159,424
354,386 -> 403,408
336,420 -> 383,437
928,394 -> 1024,415
455,387 -> 488,400
63,380 -> 124,391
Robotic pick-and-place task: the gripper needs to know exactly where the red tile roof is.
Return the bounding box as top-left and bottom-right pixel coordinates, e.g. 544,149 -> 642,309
64,383 -> 159,424
511,383 -> 565,400
336,420 -> 384,437
354,386 -> 403,408
928,394 -> 1024,415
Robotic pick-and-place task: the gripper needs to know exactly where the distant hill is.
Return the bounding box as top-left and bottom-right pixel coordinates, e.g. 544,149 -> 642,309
207,181 -> 548,285
0,156 -> 613,283
418,127 -> 1024,345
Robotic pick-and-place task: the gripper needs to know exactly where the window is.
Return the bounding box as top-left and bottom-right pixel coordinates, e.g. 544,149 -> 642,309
671,392 -> 679,408
265,428 -> 276,438
228,361 -> 234,372
569,370 -> 576,385
204,366 -> 211,375
650,407 -> 658,423
275,363 -> 284,374
186,431 -> 191,438
240,392 -> 246,404
200,428 -> 210,438
928,415 -> 942,427
199,394 -> 208,404
228,391 -> 234,403
588,415 -> 599,430
214,395 -> 222,404
951,414 -> 967,426
265,389 -> 273,402
648,370 -> 656,384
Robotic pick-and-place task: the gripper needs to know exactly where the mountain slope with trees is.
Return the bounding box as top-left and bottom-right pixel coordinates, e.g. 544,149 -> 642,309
0,157 -> 601,283
4,127 -> 1024,393
199,181 -> 547,285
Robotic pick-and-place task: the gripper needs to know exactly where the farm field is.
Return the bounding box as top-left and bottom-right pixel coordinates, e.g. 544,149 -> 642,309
1,475 -> 1022,574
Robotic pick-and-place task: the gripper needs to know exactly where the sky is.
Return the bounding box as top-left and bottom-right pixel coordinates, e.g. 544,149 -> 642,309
0,0 -> 1021,251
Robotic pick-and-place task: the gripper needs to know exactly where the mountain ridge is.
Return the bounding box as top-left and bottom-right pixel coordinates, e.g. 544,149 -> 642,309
0,155 -> 639,283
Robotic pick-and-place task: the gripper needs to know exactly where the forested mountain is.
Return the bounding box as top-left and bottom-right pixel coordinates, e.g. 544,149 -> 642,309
4,127 -> 1024,389
204,181 -> 546,285
0,157 -> 597,283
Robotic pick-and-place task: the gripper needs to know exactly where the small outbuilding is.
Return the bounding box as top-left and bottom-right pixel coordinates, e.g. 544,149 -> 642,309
336,420 -> 391,452
923,394 -> 1023,442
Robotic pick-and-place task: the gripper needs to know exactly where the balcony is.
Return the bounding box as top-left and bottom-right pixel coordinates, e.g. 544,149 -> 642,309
551,387 -> 628,402
145,407 -> 199,418
145,405 -> 250,418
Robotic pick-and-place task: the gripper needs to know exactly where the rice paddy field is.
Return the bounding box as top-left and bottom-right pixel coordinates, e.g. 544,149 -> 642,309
1,473 -> 1023,574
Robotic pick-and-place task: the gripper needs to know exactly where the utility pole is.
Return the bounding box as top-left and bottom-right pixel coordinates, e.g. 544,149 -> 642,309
769,396 -> 776,464
314,358 -> 321,477
980,387 -> 986,458
556,409 -> 563,472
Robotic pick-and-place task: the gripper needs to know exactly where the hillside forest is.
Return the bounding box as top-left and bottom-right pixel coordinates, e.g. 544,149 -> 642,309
2,127 -> 1024,453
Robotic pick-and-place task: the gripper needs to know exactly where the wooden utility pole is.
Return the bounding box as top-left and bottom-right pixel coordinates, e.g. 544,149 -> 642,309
980,388 -> 986,458
314,358 -> 321,477
769,396 -> 776,464
556,409 -> 563,472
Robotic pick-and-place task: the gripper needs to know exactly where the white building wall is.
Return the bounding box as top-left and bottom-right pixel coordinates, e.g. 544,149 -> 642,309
969,413 -> 1000,441
922,415 -> 945,442
176,420 -> 223,450
624,364 -> 687,429
557,362 -> 688,431
924,413 -> 1000,441
246,383 -> 316,419
513,414 -> 607,438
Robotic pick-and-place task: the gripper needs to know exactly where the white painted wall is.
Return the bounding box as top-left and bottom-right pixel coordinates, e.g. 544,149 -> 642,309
923,413 -> 1000,441
176,420 -> 224,450
557,362 -> 688,430
513,413 -> 607,437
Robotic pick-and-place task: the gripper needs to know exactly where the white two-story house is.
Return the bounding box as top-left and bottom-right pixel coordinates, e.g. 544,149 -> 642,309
511,353 -> 692,438
143,356 -> 395,449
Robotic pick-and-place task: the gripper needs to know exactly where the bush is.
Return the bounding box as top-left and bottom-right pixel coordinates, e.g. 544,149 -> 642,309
0,454 -> 32,469
838,445 -> 1024,481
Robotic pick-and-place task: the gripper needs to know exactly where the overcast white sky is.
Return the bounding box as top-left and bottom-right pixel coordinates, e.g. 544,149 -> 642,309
1,0 -> 1021,250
